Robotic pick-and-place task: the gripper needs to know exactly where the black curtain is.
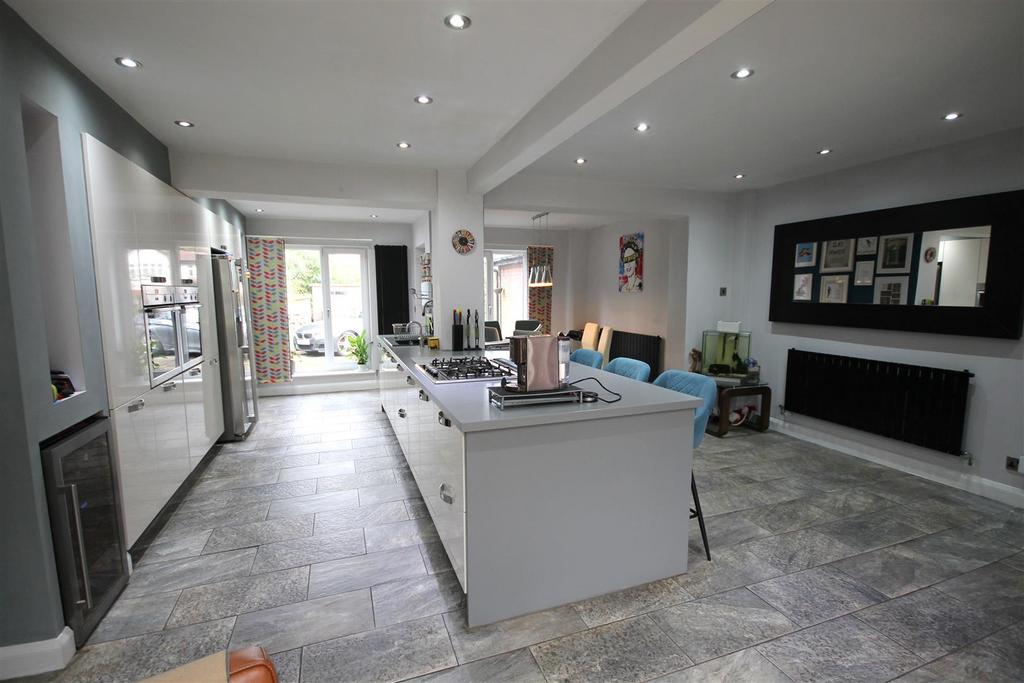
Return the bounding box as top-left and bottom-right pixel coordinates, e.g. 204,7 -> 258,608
374,245 -> 410,335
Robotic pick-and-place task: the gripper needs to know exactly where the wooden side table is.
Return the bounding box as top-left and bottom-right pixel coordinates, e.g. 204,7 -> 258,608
707,383 -> 771,437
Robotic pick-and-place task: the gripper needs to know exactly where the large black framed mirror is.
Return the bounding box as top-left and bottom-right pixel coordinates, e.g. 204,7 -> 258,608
769,190 -> 1023,339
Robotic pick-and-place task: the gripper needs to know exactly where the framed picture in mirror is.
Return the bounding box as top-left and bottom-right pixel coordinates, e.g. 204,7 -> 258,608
820,275 -> 849,303
877,233 -> 914,274
821,239 -> 855,273
854,261 -> 874,286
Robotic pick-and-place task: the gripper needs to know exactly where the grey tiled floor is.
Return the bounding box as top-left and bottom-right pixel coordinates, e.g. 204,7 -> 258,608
22,391 -> 1024,683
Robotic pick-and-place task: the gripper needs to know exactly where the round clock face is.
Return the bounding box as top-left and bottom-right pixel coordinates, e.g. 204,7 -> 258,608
452,229 -> 476,254
924,246 -> 937,263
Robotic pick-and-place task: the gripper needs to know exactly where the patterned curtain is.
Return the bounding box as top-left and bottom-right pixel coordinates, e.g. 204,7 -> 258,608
527,245 -> 554,334
245,237 -> 291,384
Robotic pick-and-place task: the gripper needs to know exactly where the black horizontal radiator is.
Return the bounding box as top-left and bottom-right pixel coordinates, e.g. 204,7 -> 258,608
784,349 -> 972,455
609,330 -> 662,380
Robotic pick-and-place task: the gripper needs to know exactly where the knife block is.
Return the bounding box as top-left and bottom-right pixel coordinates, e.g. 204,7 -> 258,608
451,324 -> 464,352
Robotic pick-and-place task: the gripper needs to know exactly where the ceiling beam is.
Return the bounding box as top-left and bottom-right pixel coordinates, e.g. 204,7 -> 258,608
467,0 -> 773,195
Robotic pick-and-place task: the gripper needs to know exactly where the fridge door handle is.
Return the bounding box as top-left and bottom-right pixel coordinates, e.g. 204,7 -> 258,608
61,483 -> 93,609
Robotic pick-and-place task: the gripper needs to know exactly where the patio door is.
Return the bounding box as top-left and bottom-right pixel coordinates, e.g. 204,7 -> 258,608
286,246 -> 371,375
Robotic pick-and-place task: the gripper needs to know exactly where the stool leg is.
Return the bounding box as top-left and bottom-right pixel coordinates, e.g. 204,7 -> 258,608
691,473 -> 711,562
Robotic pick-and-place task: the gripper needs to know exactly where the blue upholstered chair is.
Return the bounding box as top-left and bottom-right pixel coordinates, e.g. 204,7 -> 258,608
605,357 -> 651,382
570,348 -> 603,368
653,370 -> 720,561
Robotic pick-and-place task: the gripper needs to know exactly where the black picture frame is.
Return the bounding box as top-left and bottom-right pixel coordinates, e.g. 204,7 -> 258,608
769,190 -> 1024,339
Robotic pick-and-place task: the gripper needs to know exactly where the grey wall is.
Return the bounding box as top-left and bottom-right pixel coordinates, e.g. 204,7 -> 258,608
194,196 -> 248,253
1,0 -> 175,648
734,128 -> 1024,495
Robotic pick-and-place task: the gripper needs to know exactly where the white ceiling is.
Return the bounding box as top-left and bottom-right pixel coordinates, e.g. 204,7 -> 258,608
229,199 -> 426,224
526,0 -> 1024,191
484,209 -> 617,230
10,0 -> 641,168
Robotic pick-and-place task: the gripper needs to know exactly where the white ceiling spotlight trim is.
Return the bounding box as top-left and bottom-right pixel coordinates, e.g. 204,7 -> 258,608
396,141 -> 411,149
444,13 -> 471,30
114,56 -> 141,69
415,95 -> 434,105
730,67 -> 754,79
818,148 -> 831,155
575,157 -> 587,165
943,111 -> 962,121
734,173 -> 746,179
255,208 -> 264,213
634,122 -> 650,133
174,120 -> 194,128
370,214 -> 379,218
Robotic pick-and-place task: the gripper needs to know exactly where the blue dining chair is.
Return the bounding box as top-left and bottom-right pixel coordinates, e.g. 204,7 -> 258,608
653,370 -> 720,561
605,357 -> 651,382
570,348 -> 603,368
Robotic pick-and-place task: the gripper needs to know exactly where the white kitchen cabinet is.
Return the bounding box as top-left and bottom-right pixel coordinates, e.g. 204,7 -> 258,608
202,357 -> 225,454
425,407 -> 466,587
183,357 -> 224,471
82,136 -> 148,408
150,377 -> 191,495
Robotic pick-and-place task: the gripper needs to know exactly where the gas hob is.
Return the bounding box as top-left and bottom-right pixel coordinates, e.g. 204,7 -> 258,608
418,357 -> 516,383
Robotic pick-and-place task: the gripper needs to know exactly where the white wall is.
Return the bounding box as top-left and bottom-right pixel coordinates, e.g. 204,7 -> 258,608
566,219 -> 689,370
433,170 -> 485,348
734,128 -> 1024,500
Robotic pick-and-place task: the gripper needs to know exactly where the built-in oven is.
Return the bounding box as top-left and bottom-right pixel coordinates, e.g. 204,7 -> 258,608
143,284 -> 201,386
177,286 -> 202,370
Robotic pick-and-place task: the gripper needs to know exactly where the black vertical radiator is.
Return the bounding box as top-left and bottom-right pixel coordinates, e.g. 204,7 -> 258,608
783,349 -> 972,455
609,330 -> 662,380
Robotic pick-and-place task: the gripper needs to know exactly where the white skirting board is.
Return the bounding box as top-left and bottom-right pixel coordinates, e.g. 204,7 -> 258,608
771,416 -> 1024,509
0,627 -> 75,680
258,373 -> 378,397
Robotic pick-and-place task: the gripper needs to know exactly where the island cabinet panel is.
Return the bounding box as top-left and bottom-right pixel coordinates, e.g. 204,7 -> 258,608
421,406 -> 466,588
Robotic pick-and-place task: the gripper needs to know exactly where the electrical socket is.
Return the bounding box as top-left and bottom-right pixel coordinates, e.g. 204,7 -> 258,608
1007,456 -> 1021,472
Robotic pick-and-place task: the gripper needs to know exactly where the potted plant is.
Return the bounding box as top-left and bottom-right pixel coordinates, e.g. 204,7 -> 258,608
347,330 -> 370,365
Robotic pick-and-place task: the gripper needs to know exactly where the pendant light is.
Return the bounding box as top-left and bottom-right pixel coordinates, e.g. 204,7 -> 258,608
528,212 -> 553,288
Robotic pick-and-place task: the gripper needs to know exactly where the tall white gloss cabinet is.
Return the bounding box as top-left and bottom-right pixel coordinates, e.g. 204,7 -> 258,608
83,135 -> 233,548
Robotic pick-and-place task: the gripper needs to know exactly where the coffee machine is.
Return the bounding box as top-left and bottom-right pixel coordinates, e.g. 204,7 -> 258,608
504,335 -> 565,393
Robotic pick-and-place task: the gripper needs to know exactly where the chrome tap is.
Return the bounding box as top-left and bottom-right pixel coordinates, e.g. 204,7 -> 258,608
407,320 -> 424,346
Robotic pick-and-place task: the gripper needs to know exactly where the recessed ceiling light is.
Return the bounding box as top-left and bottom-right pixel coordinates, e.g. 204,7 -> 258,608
255,208 -> 264,214
414,95 -> 434,105
444,13 -> 471,29
174,120 -> 194,128
634,122 -> 650,133
943,111 -> 962,121
397,141 -> 411,149
575,157 -> 587,165
734,173 -> 746,179
115,56 -> 141,69
370,214 -> 379,218
731,67 -> 754,79
818,148 -> 831,155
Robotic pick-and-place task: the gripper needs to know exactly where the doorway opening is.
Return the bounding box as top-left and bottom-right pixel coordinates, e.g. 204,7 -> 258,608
484,249 -> 527,339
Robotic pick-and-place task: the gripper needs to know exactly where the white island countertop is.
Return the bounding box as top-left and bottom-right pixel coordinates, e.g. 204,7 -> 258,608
379,335 -> 701,433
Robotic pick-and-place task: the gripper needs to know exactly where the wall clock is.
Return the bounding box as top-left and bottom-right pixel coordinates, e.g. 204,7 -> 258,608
451,229 -> 476,254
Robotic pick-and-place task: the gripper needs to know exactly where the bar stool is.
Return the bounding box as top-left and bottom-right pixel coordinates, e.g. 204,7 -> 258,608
605,357 -> 651,382
570,348 -> 603,368
652,370 -> 719,561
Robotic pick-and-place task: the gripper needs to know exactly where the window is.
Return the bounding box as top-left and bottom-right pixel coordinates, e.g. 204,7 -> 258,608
484,249 -> 527,338
285,246 -> 371,375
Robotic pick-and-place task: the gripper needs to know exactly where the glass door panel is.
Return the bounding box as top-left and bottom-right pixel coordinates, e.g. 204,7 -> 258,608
285,247 -> 326,376
326,249 -> 370,370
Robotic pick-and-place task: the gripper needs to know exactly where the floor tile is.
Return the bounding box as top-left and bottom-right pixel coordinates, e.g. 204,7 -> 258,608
674,544 -> 783,599
530,615 -> 692,683
1001,551 -> 1024,572
354,455 -> 407,472
166,566 -> 309,628
121,548 -> 256,598
300,614 -> 456,683
694,467 -> 758,491
802,488 -> 892,517
854,586 -> 999,660
364,517 -> 440,553
137,529 -> 212,566
891,622 -> 1024,683
312,499 -> 409,535
572,576 -> 693,628
816,511 -> 927,553
190,469 -> 281,492
650,588 -> 796,663
879,504 -> 955,534
308,545 -> 425,599
271,648 -> 301,683
250,528 -> 365,574
933,561 -> 1024,626
740,498 -> 838,534
406,497 -> 430,519
230,589 -> 373,654
691,510 -> 772,550
318,445 -> 389,463
444,606 -> 587,664
87,591 -> 180,644
277,460 -> 358,483
358,481 -> 422,506
420,542 -> 454,574
315,468 -> 397,493
372,571 -> 465,627
410,649 -> 545,683
267,489 -> 360,518
203,515 -> 314,554
180,479 -> 317,513
902,496 -> 992,529
159,501 -> 271,535
650,648 -> 791,683
48,618 -> 234,683
749,565 -> 886,626
865,477 -> 958,504
744,528 -> 859,573
756,614 -> 921,683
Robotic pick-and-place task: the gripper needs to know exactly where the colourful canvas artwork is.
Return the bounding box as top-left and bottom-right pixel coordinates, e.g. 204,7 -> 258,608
618,233 -> 644,293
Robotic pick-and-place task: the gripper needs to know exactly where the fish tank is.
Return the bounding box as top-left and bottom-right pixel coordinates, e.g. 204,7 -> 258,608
701,330 -> 752,376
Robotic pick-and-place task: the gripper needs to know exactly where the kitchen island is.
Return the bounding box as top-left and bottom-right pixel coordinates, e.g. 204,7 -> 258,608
377,336 -> 701,627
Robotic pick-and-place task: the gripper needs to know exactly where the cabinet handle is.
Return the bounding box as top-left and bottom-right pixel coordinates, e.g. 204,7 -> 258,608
189,368 -> 201,376
439,483 -> 454,505
418,389 -> 429,402
438,411 -> 451,427
127,398 -> 145,413
398,408 -> 407,418
61,483 -> 94,609
406,376 -> 415,386
162,381 -> 177,391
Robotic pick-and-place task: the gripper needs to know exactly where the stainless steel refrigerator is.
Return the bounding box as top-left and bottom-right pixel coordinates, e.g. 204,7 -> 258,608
212,254 -> 258,440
